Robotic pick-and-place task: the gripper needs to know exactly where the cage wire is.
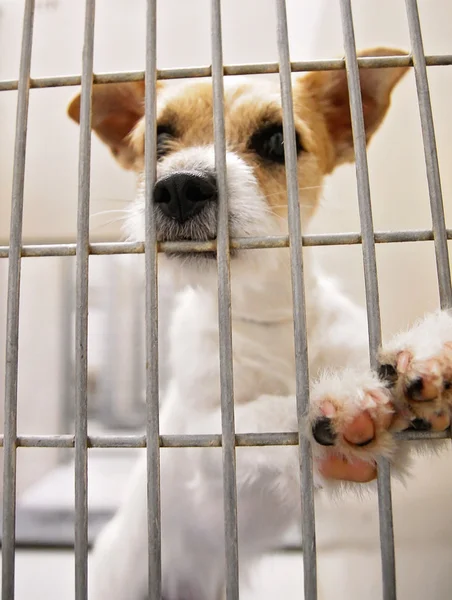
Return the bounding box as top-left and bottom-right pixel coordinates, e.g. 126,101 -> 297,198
1,0 -> 452,599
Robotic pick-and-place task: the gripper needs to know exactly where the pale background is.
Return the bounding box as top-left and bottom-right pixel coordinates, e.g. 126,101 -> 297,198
0,0 -> 451,598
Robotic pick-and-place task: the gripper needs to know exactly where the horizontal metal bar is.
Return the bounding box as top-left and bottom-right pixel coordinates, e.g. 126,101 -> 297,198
2,429 -> 448,449
1,54 -> 451,92
0,541 -> 93,552
0,229 -> 450,259
0,539 -> 304,553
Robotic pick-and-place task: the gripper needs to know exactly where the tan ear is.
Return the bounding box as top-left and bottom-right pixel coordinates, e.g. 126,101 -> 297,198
299,47 -> 409,169
67,81 -> 149,170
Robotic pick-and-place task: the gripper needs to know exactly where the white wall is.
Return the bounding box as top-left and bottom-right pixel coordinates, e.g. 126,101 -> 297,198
301,0 -> 452,336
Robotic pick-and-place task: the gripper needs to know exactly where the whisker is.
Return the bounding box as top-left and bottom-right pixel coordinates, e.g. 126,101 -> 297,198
267,202 -> 318,210
90,209 -> 132,220
89,216 -> 128,231
91,197 -> 134,205
296,185 -> 323,192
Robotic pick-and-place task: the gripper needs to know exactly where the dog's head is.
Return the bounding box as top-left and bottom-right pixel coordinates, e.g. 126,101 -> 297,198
68,48 -> 407,286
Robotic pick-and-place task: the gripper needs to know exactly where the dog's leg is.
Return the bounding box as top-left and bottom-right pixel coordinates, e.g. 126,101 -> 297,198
308,368 -> 403,487
89,448 -> 226,600
307,310 -> 452,488
89,454 -> 149,600
89,309 -> 452,599
378,310 -> 452,435
88,392 -> 303,600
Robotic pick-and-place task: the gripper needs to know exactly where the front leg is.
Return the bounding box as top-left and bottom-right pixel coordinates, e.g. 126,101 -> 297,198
89,388 -> 381,600
88,394 -> 301,600
378,310 -> 452,433
308,310 -> 452,487
308,369 -> 402,486
89,455 -> 149,600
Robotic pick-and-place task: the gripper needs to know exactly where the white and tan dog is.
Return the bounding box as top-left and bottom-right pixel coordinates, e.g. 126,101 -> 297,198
68,48 -> 452,600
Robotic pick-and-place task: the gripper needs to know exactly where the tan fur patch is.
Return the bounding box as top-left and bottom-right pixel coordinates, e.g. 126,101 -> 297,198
69,47 -> 408,223
131,80 -> 330,220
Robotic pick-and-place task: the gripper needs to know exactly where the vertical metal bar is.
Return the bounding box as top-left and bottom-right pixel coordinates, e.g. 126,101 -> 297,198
59,257 -> 75,463
1,1 -> 35,597
144,1 -> 161,598
404,0 -> 452,309
131,272 -> 145,416
99,258 -> 117,426
211,1 -> 240,598
338,2 -> 396,599
74,0 -> 95,597
275,1 -> 317,598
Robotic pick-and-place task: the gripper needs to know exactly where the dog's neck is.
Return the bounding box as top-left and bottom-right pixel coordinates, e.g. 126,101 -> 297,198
167,249 -> 314,327
230,272 -> 295,325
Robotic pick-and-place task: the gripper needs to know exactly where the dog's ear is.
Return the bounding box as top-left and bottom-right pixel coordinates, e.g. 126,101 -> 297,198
297,48 -> 409,169
67,81 -> 155,170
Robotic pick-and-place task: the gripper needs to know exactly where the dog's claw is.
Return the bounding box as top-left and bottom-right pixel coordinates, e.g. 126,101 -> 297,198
405,377 -> 424,401
408,417 -> 431,431
378,363 -> 398,386
312,417 -> 336,446
378,312 -> 452,431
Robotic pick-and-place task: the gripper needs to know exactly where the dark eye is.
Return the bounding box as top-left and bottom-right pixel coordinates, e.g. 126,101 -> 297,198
249,123 -> 303,164
156,125 -> 174,160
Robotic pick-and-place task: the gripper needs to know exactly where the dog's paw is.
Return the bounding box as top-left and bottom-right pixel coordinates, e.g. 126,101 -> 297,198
378,310 -> 452,433
308,370 -> 395,483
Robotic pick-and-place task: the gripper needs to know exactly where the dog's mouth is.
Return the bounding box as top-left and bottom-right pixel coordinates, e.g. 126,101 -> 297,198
155,204 -> 238,262
159,225 -> 218,261
155,202 -> 217,241
165,250 -> 218,262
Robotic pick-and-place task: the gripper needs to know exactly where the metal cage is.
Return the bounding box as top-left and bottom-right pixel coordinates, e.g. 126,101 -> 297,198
1,0 -> 451,599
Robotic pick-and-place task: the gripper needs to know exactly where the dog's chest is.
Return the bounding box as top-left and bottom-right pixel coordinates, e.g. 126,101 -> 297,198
169,289 -> 297,408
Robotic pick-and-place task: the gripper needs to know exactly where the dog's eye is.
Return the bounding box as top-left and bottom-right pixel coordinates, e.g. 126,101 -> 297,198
156,125 -> 174,160
249,124 -> 303,164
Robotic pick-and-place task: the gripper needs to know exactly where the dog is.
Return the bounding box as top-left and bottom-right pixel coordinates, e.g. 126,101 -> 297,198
68,47 -> 452,600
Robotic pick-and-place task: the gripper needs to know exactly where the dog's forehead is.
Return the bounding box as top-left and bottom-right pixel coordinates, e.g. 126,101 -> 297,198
156,77 -> 282,124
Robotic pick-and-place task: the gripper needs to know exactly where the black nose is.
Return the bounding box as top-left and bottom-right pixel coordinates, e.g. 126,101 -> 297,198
154,172 -> 217,224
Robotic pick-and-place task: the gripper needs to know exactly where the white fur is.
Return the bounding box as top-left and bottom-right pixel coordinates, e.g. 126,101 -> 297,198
88,85 -> 452,600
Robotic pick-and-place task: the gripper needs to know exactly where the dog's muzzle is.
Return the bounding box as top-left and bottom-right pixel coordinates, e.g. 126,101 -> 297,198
154,171 -> 217,225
